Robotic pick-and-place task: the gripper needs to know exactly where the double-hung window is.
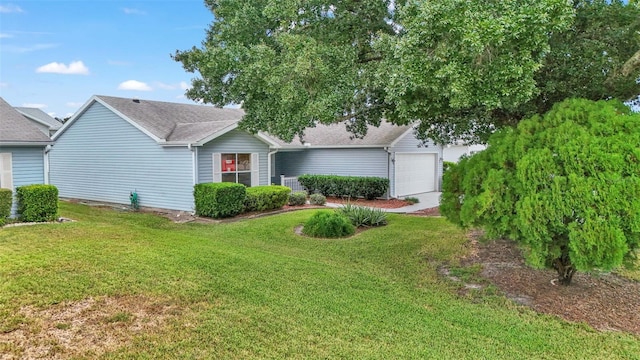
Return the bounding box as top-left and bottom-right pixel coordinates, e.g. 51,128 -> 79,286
213,153 -> 259,186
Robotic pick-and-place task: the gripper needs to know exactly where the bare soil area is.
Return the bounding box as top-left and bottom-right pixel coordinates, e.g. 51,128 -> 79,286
323,196 -> 411,208
0,295 -> 186,359
459,234 -> 640,336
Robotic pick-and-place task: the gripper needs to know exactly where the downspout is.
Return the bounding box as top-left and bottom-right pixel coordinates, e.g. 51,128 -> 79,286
189,144 -> 197,186
189,144 -> 197,215
44,145 -> 52,185
267,149 -> 279,185
384,146 -> 392,200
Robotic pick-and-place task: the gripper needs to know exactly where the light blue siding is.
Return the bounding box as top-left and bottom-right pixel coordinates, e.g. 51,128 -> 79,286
0,146 -> 45,216
389,131 -> 443,196
273,131 -> 443,198
49,102 -> 194,211
275,148 -> 389,181
197,130 -> 270,185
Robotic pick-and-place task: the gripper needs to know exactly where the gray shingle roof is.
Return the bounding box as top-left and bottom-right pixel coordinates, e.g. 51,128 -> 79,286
14,107 -> 62,131
95,95 -> 245,143
75,95 -> 413,147
269,121 -> 413,148
0,97 -> 53,145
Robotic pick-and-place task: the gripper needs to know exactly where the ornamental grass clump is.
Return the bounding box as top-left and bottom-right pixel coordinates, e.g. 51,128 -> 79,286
302,210 -> 355,238
340,203 -> 388,227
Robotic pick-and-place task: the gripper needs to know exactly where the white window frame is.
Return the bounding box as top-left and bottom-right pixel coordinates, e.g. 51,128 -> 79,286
213,152 -> 259,186
0,153 -> 13,189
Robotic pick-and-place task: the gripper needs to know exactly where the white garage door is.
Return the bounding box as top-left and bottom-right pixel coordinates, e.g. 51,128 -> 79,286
395,153 -> 437,196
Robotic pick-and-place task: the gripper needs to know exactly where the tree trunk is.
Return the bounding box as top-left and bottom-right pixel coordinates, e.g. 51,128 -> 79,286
552,253 -> 576,286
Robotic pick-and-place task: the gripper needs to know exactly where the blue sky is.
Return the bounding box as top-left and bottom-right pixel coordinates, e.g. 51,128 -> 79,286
0,0 -> 213,118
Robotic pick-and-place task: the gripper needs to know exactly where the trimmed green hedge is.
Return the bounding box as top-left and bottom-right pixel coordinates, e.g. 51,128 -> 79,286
288,191 -> 307,206
16,184 -> 58,222
244,185 -> 290,212
0,188 -> 12,226
194,182 -> 246,218
297,174 -> 389,200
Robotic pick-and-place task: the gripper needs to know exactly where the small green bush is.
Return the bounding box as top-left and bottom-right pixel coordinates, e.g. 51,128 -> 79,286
339,203 -> 388,227
244,185 -> 290,212
302,210 -> 355,238
309,193 -> 326,206
443,161 -> 456,173
194,182 -> 246,218
288,191 -> 307,206
0,188 -> 12,226
16,184 -> 58,222
297,174 -> 389,199
404,197 -> 419,204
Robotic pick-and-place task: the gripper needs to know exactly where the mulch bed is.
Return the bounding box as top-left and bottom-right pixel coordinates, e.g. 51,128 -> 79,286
324,197 -> 411,209
461,235 -> 640,336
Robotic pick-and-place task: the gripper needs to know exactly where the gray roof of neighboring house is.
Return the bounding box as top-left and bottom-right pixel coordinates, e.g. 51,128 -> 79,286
94,95 -> 245,144
0,97 -> 53,145
15,107 -> 62,131
268,121 -> 413,148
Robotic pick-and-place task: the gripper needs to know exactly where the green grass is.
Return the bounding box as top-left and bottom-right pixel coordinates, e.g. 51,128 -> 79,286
1,202 -> 638,359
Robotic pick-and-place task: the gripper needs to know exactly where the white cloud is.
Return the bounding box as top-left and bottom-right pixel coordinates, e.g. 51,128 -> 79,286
0,33 -> 13,38
2,43 -> 58,53
118,80 -> 152,91
155,82 -> 176,90
154,81 -> 192,91
22,103 -> 47,109
66,102 -> 84,108
36,61 -> 89,75
0,82 -> 8,88
0,4 -> 24,13
123,7 -> 146,15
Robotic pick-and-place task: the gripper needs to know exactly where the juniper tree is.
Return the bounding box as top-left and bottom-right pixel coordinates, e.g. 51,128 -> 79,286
441,99 -> 640,285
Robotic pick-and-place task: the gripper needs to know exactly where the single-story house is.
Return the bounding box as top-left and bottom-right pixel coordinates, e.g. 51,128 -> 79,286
0,97 -> 54,216
15,107 -> 62,137
49,95 -> 442,212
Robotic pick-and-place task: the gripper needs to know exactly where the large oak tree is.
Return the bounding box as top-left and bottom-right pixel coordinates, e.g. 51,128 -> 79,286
175,0 -> 639,144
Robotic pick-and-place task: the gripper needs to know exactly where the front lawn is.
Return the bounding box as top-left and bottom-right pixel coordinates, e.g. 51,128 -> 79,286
0,202 -> 638,359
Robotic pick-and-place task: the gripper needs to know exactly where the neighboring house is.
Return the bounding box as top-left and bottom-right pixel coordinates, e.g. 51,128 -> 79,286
49,95 -> 443,212
0,97 -> 53,216
15,107 -> 62,137
272,122 -> 443,198
443,142 -> 486,163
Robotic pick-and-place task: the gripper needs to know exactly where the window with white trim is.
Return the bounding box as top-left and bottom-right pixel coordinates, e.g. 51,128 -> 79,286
213,153 -> 259,186
0,153 -> 13,189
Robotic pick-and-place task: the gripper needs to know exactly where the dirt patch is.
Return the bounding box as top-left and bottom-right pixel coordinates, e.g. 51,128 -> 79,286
0,295 -> 184,359
459,235 -> 640,336
408,206 -> 441,217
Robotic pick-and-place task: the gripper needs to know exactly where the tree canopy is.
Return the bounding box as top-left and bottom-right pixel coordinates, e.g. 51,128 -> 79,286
440,98 -> 640,285
175,0 -> 639,144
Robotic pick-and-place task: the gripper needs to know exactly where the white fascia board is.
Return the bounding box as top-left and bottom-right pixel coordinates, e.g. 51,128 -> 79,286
51,95 -> 164,143
255,132 -> 281,148
193,123 -> 239,146
51,96 -> 96,141
94,97 -> 164,143
388,126 -> 418,148
15,110 -> 51,128
0,141 -> 52,146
